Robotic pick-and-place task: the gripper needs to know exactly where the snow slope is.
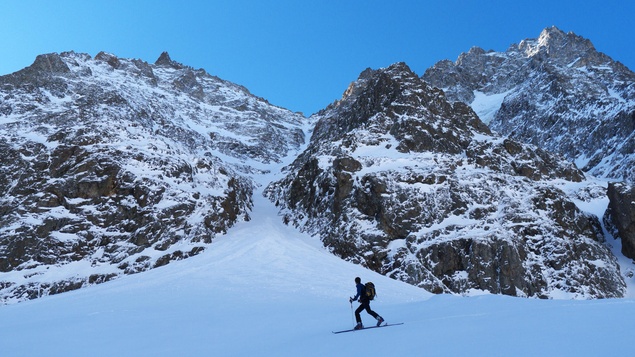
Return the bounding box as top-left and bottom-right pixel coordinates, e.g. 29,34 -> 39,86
0,178 -> 634,356
0,51 -> 307,302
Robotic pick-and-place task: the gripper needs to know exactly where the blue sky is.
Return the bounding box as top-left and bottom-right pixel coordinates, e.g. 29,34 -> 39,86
1,0 -> 633,115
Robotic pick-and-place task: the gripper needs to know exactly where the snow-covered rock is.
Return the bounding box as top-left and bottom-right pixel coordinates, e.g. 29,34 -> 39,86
0,51 -> 306,303
2,36 -> 632,303
266,62 -> 625,299
423,26 -> 635,184
605,182 -> 635,259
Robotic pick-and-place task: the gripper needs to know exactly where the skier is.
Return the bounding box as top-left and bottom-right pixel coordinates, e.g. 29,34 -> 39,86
349,277 -> 384,330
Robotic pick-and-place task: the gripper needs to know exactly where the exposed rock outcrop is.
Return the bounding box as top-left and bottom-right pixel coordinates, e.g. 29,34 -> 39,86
423,26 -> 635,184
266,63 -> 625,299
605,182 -> 635,259
0,51 -> 306,303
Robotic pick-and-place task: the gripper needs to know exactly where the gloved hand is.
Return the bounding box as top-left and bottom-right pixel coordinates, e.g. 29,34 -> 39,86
349,297 -> 354,303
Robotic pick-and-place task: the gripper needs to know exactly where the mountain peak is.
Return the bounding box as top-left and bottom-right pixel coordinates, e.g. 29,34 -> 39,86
28,53 -> 71,74
424,25 -> 635,183
95,51 -> 121,68
334,62 -> 419,110
384,61 -> 414,75
351,62 -> 416,83
539,25 -> 566,41
519,26 -> 595,59
536,26 -> 575,50
155,51 -> 183,69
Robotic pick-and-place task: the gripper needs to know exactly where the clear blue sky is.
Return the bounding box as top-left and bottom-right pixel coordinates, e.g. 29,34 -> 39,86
1,0 -> 633,115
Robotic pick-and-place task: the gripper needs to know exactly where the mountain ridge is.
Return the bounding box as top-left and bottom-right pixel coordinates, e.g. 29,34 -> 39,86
423,26 -> 635,183
2,26 -> 635,303
0,51 -> 307,303
266,62 -> 626,299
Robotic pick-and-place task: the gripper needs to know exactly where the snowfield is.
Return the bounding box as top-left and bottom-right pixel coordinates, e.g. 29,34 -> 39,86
470,90 -> 511,124
0,185 -> 633,356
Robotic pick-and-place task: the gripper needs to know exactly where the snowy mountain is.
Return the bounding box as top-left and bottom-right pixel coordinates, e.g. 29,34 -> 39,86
2,35 -> 634,305
7,53 -> 630,354
265,62 -> 626,299
0,51 -> 306,303
423,26 -> 635,184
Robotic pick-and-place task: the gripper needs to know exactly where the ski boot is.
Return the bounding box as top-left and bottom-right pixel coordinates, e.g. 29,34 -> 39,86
353,322 -> 363,330
376,316 -> 384,327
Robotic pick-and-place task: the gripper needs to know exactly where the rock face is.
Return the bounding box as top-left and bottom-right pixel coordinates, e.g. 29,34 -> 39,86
2,39 -> 632,303
423,26 -> 635,184
266,63 -> 625,298
605,183 -> 635,259
0,51 -> 306,303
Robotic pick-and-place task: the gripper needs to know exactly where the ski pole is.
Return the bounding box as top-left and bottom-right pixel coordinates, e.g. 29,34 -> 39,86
350,300 -> 354,324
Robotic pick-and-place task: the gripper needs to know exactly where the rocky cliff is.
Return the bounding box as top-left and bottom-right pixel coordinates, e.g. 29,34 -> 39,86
605,182 -> 635,259
0,51 -> 306,303
266,63 -> 625,298
423,26 -> 635,184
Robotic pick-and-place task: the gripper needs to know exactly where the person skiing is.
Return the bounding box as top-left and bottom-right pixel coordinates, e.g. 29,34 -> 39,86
349,277 -> 384,330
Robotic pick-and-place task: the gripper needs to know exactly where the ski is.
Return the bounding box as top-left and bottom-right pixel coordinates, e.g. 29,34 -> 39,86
332,322 -> 404,334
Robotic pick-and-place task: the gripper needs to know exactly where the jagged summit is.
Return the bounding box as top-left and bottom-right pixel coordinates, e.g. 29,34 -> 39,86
423,26 -> 635,183
29,53 -> 72,74
2,52 -> 73,85
331,62 -> 416,107
155,51 -> 184,69
516,26 -> 598,63
313,62 -> 489,156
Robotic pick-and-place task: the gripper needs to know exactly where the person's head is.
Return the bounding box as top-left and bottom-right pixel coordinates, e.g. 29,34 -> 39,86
355,277 -> 361,284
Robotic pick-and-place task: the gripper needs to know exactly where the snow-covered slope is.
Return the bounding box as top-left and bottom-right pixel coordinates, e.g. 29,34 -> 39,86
423,26 -> 635,183
0,186 -> 633,356
0,51 -> 306,303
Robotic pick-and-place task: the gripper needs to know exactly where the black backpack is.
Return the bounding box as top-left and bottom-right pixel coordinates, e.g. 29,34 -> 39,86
365,282 -> 376,300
